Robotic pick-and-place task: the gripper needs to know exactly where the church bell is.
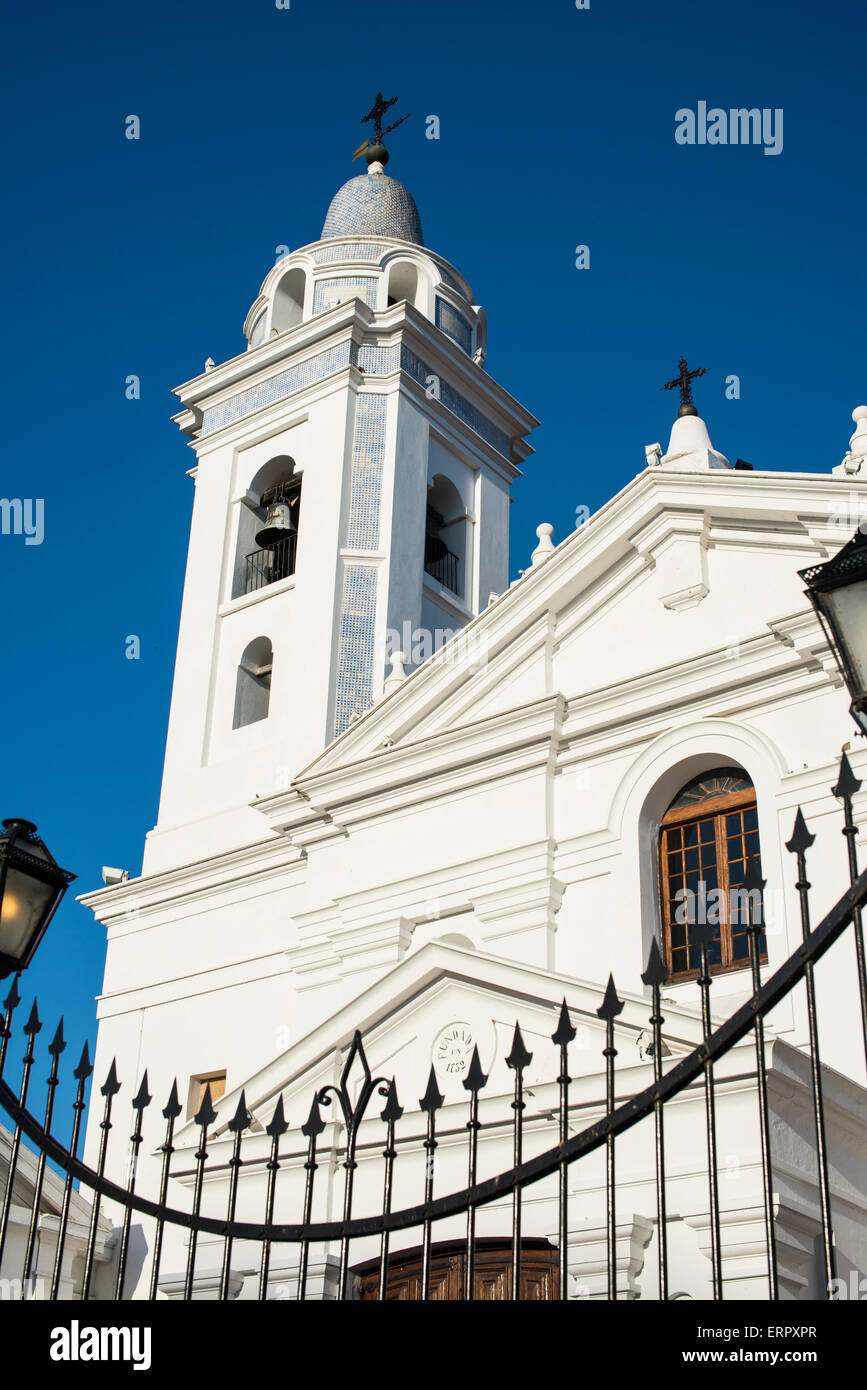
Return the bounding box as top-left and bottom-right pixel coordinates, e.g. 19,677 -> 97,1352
255,500 -> 297,549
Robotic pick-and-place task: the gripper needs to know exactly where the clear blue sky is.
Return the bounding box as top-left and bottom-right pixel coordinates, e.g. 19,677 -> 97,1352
1,0 -> 864,1109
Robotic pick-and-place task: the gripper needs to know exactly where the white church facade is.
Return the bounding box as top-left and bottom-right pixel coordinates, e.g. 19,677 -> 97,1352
80,121 -> 867,1300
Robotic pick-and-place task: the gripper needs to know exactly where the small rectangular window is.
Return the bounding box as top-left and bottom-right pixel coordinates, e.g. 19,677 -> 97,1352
188,1070 -> 226,1119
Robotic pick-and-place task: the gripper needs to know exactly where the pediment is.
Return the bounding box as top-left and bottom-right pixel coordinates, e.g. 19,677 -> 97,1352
259,469 -> 861,812
171,941 -> 706,1152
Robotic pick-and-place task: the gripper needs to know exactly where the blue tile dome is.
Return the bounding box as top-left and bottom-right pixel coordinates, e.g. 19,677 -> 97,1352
321,171 -> 424,246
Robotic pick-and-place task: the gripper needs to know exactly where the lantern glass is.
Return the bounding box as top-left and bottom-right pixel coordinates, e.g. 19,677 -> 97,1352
816,577 -> 867,704
0,865 -> 58,960
801,529 -> 867,726
0,820 -> 75,975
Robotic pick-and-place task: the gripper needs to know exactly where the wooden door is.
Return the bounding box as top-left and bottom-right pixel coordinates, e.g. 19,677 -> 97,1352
354,1239 -> 559,1300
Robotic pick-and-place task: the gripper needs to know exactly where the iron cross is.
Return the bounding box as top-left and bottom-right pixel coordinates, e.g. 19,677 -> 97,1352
660,357 -> 709,409
361,91 -> 409,145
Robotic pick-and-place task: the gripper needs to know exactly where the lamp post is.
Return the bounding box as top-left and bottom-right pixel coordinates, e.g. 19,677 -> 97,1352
800,527 -> 867,734
0,819 -> 76,979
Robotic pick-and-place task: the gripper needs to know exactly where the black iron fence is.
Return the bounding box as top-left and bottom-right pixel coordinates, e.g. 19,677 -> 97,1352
1,753 -> 867,1301
244,535 -> 297,594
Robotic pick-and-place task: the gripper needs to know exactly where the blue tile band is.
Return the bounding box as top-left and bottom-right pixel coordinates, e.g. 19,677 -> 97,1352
333,564 -> 378,737
400,347 -> 510,457
313,242 -> 385,263
313,277 -> 379,315
202,336 -> 509,459
346,395 -> 387,551
201,343 -> 352,435
435,298 -> 473,355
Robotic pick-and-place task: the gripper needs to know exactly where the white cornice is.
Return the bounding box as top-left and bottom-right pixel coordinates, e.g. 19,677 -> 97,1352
249,609 -> 843,853
77,834 -> 306,927
172,298 -> 538,455
174,306 -> 364,414
290,466 -> 860,784
394,370 -> 523,483
255,694 -> 567,840
556,623 -> 838,758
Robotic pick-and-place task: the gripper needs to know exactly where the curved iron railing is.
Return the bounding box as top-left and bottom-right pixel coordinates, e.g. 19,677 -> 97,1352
1,753 -> 866,1300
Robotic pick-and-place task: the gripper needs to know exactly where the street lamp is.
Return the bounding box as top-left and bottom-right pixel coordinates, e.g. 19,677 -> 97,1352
0,819 -> 76,979
800,527 -> 867,735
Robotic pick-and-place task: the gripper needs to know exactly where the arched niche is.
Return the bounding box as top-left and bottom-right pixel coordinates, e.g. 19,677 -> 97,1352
233,637 -> 273,729
436,932 -> 476,951
426,473 -> 469,601
248,311 -> 267,348
232,455 -> 301,598
386,261 -> 418,309
272,267 -> 306,334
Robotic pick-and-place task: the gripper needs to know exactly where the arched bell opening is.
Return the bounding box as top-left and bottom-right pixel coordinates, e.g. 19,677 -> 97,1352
271,267 -> 306,334
232,457 -> 302,598
386,260 -> 418,309
425,474 -> 467,600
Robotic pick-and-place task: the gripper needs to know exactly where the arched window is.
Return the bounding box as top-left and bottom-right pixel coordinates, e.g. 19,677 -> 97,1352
272,267 -> 306,333
425,474 -> 467,599
387,261 -> 418,308
233,457 -> 302,598
233,637 -> 272,729
658,767 -> 766,982
248,312 -> 266,348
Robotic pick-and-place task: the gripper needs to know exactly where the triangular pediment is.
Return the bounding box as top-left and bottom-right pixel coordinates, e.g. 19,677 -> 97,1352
262,467 -> 862,798
171,940 -> 707,1152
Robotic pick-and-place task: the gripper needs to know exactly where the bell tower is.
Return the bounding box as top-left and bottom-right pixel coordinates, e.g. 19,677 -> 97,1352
144,104 -> 539,875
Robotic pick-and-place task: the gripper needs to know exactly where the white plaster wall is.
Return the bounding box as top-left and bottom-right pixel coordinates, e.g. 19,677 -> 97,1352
146,379 -> 356,872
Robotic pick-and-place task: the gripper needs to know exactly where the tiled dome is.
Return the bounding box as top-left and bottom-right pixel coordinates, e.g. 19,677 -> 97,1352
321,172 -> 424,246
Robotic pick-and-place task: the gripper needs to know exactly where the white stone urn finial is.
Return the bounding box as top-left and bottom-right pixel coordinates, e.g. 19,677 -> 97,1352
834,405 -> 867,476
383,651 -> 409,695
531,523 -> 555,567
851,406 -> 867,455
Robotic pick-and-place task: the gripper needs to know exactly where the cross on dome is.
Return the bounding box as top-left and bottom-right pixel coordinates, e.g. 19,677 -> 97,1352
322,93 -> 423,243
660,357 -> 710,417
352,91 -> 411,170
649,358 -> 730,471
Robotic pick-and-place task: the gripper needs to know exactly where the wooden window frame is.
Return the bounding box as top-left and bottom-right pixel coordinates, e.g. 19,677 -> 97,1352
187,1070 -> 226,1120
659,787 -> 767,983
